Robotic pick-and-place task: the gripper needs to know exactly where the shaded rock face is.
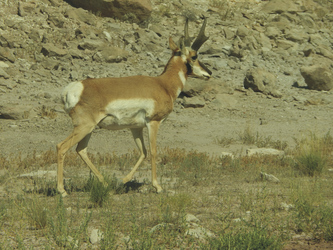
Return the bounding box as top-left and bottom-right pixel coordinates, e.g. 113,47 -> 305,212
65,0 -> 152,23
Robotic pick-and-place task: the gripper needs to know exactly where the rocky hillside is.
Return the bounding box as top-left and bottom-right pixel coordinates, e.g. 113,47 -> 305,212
0,0 -> 333,155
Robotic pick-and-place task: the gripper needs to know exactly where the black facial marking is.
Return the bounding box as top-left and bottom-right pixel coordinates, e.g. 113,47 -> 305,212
199,61 -> 212,75
174,51 -> 181,57
191,55 -> 198,60
186,62 -> 192,74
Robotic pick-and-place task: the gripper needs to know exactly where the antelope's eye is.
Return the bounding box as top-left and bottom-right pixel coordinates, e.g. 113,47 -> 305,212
191,55 -> 198,60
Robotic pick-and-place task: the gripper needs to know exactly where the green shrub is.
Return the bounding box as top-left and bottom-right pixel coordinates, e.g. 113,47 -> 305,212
88,176 -> 110,207
25,198 -> 48,229
207,227 -> 283,250
294,133 -> 330,176
295,150 -> 326,176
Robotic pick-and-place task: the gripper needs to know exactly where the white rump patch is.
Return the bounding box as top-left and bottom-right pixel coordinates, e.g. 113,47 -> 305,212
99,99 -> 155,130
61,81 -> 84,113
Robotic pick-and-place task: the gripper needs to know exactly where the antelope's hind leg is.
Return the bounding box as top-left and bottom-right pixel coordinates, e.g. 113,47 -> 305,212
123,128 -> 147,184
57,124 -> 95,197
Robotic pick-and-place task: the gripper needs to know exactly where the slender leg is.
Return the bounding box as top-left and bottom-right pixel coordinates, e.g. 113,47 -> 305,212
57,124 -> 94,197
147,121 -> 162,193
76,133 -> 107,187
123,128 -> 147,184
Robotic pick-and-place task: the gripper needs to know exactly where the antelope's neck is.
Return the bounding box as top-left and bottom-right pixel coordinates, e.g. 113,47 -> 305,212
159,56 -> 188,100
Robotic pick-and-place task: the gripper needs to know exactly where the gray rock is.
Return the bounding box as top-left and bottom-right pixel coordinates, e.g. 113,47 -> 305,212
95,46 -> 129,63
309,33 -> 331,48
276,39 -> 297,50
78,39 -> 105,51
244,68 -> 282,98
300,65 -> 333,91
236,26 -> 250,38
0,68 -> 9,79
149,223 -> 173,233
19,170 -> 57,179
90,229 -> 104,244
247,148 -> 285,157
41,43 -> 67,57
185,214 -> 200,223
0,47 -> 15,63
280,202 -> 294,211
262,0 -> 302,14
182,79 -> 209,97
0,61 -> 9,68
316,46 -> 333,60
41,57 -> 60,70
265,26 -> 281,39
285,29 -> 308,43
0,104 -> 34,120
18,1 -> 38,17
223,27 -> 235,40
183,96 -> 205,108
260,172 -> 280,183
64,8 -> 96,25
47,13 -> 65,28
185,223 -> 214,239
256,33 -> 272,51
220,152 -> 234,159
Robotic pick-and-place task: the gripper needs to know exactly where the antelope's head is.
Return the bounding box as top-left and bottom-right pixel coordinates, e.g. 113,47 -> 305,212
170,16 -> 212,80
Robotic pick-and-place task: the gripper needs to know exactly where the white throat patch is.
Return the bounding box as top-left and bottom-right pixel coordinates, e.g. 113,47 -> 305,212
177,70 -> 186,97
178,70 -> 186,87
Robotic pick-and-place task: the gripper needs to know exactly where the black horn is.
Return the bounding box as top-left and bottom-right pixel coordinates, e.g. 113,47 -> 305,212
184,18 -> 192,47
191,15 -> 209,51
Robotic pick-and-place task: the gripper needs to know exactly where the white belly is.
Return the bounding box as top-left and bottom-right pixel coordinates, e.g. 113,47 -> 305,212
98,99 -> 155,130
98,110 -> 147,130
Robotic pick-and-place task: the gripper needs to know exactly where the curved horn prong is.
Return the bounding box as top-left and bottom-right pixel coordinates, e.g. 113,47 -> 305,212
184,18 -> 192,47
191,15 -> 209,51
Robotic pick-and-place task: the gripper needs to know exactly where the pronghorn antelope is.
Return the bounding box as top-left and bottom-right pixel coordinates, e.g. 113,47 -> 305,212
57,17 -> 212,197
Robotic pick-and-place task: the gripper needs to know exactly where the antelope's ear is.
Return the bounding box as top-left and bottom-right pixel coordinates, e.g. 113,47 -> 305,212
169,37 -> 180,52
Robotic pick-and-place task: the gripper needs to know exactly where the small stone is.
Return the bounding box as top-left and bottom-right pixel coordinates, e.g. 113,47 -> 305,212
90,229 -> 104,244
247,148 -> 284,157
0,68 -> 9,79
41,43 -> 67,57
220,152 -> 234,159
185,225 -> 214,239
183,96 -> 205,108
185,214 -> 200,223
280,202 -> 294,211
260,172 -> 280,183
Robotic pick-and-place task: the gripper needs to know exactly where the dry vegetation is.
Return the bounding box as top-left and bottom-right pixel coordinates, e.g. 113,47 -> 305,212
0,130 -> 332,249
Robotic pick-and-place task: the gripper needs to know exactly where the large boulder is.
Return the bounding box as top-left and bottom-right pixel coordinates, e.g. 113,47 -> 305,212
300,65 -> 333,91
244,68 -> 282,97
65,0 -> 152,23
